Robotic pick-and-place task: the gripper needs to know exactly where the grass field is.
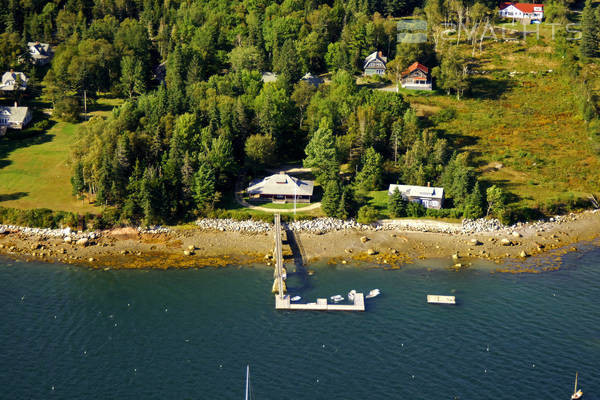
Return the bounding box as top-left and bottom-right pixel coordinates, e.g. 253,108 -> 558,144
0,97 -> 123,213
0,121 -> 97,212
408,36 -> 600,211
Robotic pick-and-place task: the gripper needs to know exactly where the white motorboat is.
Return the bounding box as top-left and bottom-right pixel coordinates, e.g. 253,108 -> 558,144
347,290 -> 357,301
365,289 -> 381,299
330,295 -> 344,303
291,296 -> 301,302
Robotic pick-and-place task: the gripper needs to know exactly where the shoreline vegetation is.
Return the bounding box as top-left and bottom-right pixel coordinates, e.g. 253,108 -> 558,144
1,210 -> 598,274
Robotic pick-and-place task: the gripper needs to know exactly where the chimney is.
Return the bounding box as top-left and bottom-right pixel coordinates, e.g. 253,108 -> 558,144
14,101 -> 18,108
427,182 -> 431,187
378,51 -> 383,58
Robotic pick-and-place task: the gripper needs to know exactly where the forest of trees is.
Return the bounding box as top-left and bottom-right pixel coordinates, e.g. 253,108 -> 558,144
0,0 -> 598,226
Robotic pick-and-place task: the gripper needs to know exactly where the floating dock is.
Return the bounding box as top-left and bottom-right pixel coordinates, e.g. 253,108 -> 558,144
276,293 -> 365,311
427,295 -> 456,304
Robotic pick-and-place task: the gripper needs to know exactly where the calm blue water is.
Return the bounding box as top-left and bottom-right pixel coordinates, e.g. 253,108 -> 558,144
1,245 -> 599,399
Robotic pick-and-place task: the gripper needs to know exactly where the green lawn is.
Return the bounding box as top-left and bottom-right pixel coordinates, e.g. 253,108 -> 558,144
0,97 -> 124,213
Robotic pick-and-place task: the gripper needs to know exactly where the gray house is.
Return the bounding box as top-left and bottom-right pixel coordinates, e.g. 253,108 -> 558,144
247,172 -> 314,203
27,42 -> 53,65
300,72 -> 324,87
0,105 -> 32,130
363,51 -> 387,76
0,70 -> 28,91
388,184 -> 444,209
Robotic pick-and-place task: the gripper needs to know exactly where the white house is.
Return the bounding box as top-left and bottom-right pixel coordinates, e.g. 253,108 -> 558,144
247,172 -> 314,203
0,105 -> 32,130
27,42 -> 52,65
0,70 -> 28,91
363,51 -> 387,76
498,2 -> 544,21
388,184 -> 444,209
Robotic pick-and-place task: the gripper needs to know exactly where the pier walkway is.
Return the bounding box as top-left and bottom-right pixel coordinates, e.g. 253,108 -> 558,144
272,213 -> 364,312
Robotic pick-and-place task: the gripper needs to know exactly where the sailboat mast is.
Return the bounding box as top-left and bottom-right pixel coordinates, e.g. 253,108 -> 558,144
574,372 -> 578,394
245,365 -> 249,400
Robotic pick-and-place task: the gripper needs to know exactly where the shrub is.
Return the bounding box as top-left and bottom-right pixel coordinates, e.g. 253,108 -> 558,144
357,205 -> 379,224
430,107 -> 457,124
406,201 -> 426,217
54,97 -> 80,122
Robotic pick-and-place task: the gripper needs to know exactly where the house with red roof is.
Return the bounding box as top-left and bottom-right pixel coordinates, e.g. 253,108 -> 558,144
401,62 -> 432,91
499,2 -> 544,22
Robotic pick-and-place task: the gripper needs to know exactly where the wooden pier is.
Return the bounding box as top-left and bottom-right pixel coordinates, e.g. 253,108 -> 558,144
275,293 -> 365,311
427,295 -> 456,304
272,214 -> 365,312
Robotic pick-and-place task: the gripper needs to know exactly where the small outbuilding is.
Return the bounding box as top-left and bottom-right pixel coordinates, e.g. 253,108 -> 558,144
363,51 -> 387,76
388,184 -> 444,209
401,62 -> 432,91
247,172 -> 314,203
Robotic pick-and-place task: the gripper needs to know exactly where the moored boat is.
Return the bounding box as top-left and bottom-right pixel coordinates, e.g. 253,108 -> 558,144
330,295 -> 344,302
291,296 -> 301,302
571,372 -> 583,399
365,289 -> 380,299
347,290 -> 356,301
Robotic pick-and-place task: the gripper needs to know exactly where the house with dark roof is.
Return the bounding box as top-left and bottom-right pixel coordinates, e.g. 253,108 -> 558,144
499,2 -> 544,22
27,42 -> 53,65
0,70 -> 28,91
300,72 -> 324,87
363,51 -> 387,76
247,172 -> 314,203
401,62 -> 432,91
0,105 -> 32,130
388,184 -> 444,209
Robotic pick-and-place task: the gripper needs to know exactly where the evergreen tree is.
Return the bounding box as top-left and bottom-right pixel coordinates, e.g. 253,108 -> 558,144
337,187 -> 355,220
580,0 -> 599,59
388,188 -> 407,218
71,162 -> 85,198
321,179 -> 342,217
463,181 -> 484,219
354,147 -> 383,192
303,118 -> 339,184
193,162 -> 216,211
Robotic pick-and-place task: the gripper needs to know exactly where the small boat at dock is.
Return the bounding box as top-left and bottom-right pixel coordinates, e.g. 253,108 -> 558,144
365,289 -> 380,299
571,372 -> 583,399
330,295 -> 344,303
347,290 -> 356,301
291,296 -> 301,302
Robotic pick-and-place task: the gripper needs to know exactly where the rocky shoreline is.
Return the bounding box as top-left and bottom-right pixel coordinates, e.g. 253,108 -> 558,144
0,210 -> 599,272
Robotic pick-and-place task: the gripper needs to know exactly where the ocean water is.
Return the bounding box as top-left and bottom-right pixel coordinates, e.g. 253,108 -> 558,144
0,245 -> 599,399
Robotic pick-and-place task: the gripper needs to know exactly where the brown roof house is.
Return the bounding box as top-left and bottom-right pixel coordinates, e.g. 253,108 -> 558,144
363,51 -> 387,76
1,70 -> 28,91
0,104 -> 32,131
247,172 -> 314,203
401,62 -> 432,91
388,184 -> 444,209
